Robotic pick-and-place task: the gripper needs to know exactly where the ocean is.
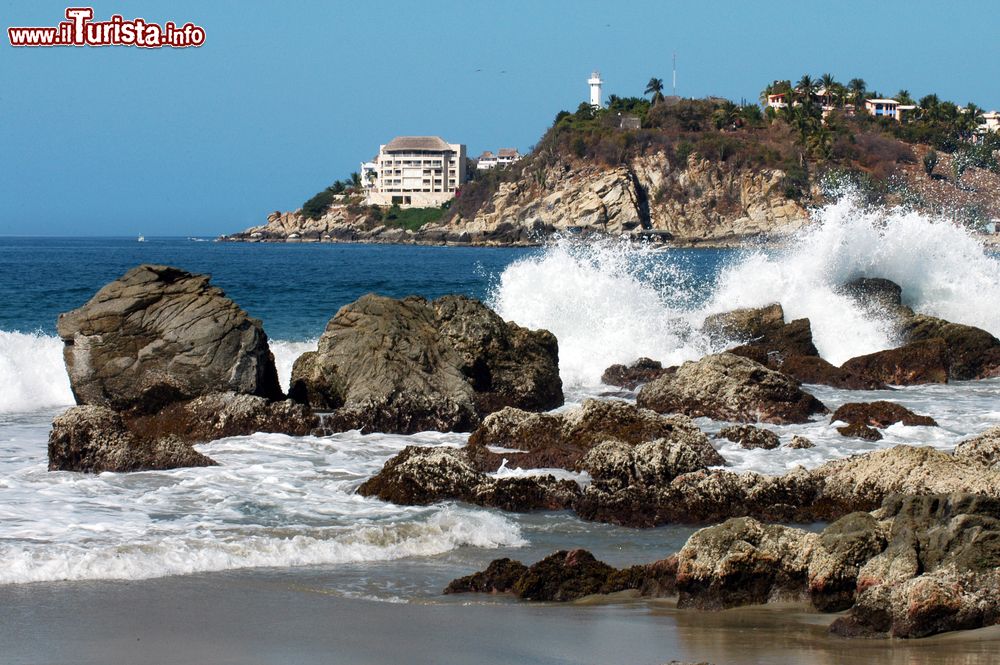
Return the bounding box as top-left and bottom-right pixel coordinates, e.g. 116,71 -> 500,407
2,198 -> 1000,663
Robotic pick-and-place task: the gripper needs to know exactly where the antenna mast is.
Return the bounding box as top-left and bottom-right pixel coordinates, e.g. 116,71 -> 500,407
672,52 -> 676,96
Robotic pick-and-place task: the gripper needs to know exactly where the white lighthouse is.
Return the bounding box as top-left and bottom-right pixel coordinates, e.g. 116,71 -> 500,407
588,70 -> 603,108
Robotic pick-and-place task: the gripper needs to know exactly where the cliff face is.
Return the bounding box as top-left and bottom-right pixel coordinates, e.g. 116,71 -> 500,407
225,153 -> 810,246
449,153 -> 808,244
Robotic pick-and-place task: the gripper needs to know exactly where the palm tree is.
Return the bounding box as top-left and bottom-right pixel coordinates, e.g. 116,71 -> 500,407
806,125 -> 833,159
795,74 -> 817,105
712,101 -> 740,130
847,78 -> 867,107
350,172 -> 361,189
819,73 -> 837,106
895,89 -> 915,106
645,77 -> 665,105
961,102 -> 984,137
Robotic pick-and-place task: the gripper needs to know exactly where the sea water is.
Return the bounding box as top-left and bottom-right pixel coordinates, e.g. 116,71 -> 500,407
2,197 -> 1000,591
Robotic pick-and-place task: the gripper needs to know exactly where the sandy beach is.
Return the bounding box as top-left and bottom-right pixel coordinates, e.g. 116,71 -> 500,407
3,568 -> 1000,665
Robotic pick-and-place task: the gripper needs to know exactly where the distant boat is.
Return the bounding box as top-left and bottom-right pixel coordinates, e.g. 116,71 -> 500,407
137,235 -> 145,243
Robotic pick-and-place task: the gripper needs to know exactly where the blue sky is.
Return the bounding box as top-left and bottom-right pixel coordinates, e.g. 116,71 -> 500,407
3,0 -> 999,236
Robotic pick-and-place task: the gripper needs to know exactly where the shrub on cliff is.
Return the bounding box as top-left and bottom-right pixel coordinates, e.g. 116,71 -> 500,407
301,188 -> 336,220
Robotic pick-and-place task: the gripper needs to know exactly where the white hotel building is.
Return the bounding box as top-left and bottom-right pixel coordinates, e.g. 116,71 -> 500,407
363,136 -> 467,208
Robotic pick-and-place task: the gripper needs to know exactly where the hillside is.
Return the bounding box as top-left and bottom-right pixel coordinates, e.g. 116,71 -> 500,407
223,96 -> 1000,246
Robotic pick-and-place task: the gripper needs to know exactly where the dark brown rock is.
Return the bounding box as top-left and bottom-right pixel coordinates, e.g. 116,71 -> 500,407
831,401 -> 937,428
705,304 -> 819,359
443,558 -> 528,594
56,265 -> 282,414
901,314 -> 1000,380
637,353 -> 827,425
840,339 -> 950,385
511,549 -> 618,601
718,424 -> 780,450
836,422 -> 883,441
126,392 -> 318,443
775,354 -> 888,390
48,405 -> 216,473
839,278 -> 910,318
600,357 -> 671,389
445,553 -> 679,601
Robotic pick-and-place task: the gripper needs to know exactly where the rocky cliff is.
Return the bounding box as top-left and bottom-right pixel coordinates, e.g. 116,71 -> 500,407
223,152 -> 811,246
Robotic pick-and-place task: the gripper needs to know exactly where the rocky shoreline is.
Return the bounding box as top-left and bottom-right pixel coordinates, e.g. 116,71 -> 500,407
47,263 -> 1000,640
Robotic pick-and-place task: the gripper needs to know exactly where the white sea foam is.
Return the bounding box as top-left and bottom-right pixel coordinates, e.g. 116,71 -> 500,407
0,330 -> 74,414
271,339 -> 318,393
0,506 -> 523,584
491,197 -> 1000,384
705,196 -> 1000,364
489,236 -> 710,388
0,430 -> 523,584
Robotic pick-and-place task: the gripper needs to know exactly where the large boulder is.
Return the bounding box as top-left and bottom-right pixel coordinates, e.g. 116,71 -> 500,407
56,265 -> 282,413
839,277 -> 911,319
901,314 -> 1000,380
840,339 -> 950,385
48,405 -> 216,472
675,517 -> 818,609
637,353 -> 827,424
600,357 -> 672,389
831,494 -> 1000,638
703,304 -> 819,358
807,511 -> 887,611
290,294 -> 562,434
432,295 -> 563,413
830,401 -> 937,428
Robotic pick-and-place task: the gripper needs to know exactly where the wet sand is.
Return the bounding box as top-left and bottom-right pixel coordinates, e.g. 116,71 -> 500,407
2,571 -> 999,665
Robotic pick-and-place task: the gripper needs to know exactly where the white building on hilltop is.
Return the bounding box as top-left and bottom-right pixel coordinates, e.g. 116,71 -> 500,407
364,136 -> 467,207
981,111 -> 1000,134
476,148 -> 522,170
864,98 -> 916,122
588,70 -> 604,108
